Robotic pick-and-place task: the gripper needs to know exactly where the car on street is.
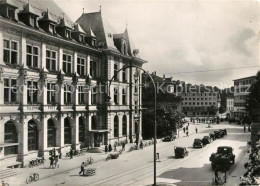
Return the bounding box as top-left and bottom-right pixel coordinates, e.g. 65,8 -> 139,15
162,134 -> 176,142
214,131 -> 224,139
219,129 -> 227,136
209,133 -> 216,141
202,136 -> 211,145
193,138 -> 204,148
209,146 -> 235,169
174,146 -> 189,158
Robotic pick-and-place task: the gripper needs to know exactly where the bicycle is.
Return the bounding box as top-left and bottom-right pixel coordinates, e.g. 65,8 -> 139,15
1,180 -> 9,186
26,173 -> 39,184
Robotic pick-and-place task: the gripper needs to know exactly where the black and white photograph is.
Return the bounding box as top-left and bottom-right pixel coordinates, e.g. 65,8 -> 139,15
0,0 -> 259,185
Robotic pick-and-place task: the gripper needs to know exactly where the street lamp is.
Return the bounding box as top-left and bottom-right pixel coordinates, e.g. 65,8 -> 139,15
107,64 -> 157,186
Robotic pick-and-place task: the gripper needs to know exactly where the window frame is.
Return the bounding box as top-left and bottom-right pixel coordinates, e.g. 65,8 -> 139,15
64,84 -> 72,104
27,80 -> 38,104
26,44 -> 39,68
46,49 -> 57,71
77,57 -> 86,77
4,78 -> 17,103
47,82 -> 56,104
78,85 -> 86,105
63,53 -> 72,74
3,39 -> 18,65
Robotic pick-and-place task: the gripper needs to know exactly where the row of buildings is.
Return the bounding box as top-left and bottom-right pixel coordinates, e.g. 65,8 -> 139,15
0,0 -> 146,169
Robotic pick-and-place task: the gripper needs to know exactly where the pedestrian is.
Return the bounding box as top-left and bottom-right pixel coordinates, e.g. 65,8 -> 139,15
122,141 -> 125,151
196,127 -> 198,133
114,143 -> 117,152
183,127 -> 185,134
186,126 -> 188,131
105,145 -> 108,153
108,144 -> 112,152
69,148 -> 73,159
186,131 -> 189,137
54,155 -> 59,168
53,147 -> 56,157
140,140 -> 143,150
248,126 -> 251,132
79,162 -> 85,175
244,125 -> 246,133
49,156 -> 54,169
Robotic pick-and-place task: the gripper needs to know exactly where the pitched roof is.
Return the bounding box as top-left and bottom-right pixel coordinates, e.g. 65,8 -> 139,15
86,27 -> 96,37
0,0 -> 17,8
40,10 -> 56,23
76,11 -> 118,51
20,2 -> 39,16
57,17 -> 72,29
72,23 -> 86,33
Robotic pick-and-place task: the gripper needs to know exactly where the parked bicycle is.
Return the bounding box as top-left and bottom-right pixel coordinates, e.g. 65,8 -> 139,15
1,180 -> 9,186
26,173 -> 39,184
28,157 -> 45,168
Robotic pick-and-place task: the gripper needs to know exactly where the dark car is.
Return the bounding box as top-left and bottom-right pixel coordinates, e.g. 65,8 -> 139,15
162,134 -> 176,142
209,133 -> 216,141
193,139 -> 204,148
210,146 -> 235,169
174,146 -> 189,158
214,131 -> 223,139
219,129 -> 227,136
202,136 -> 211,145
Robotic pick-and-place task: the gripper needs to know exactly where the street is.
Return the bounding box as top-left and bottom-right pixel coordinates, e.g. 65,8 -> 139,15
24,123 -> 249,186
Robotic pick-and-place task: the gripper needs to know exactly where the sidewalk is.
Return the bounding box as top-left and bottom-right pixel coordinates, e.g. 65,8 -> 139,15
3,122 -> 218,186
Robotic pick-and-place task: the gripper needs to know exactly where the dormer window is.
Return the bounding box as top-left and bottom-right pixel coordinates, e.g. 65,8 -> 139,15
49,24 -> 54,34
30,17 -> 35,27
7,8 -> 15,20
66,30 -> 71,38
91,39 -> 96,47
79,35 -> 83,43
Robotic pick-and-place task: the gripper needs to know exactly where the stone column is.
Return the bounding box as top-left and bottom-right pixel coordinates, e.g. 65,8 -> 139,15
56,116 -> 64,147
0,32 -> 4,66
73,52 -> 78,75
0,67 -> 4,105
86,55 -> 90,75
72,115 -> 79,149
19,117 -> 28,164
39,116 -> 48,154
58,48 -> 63,72
21,37 -> 27,68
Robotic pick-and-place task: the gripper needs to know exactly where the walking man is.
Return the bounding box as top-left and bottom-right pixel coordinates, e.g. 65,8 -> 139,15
122,141 -> 125,151
108,144 -> 112,152
49,156 -> 54,169
114,143 -> 117,152
79,162 -> 85,175
69,148 -> 73,159
183,127 -> 185,134
140,140 -> 143,150
196,127 -> 198,133
105,145 -> 108,153
186,131 -> 189,137
244,125 -> 246,133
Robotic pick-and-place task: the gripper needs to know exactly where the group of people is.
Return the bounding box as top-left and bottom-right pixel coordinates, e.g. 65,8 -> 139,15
49,148 -> 60,169
183,123 -> 189,137
105,141 -> 126,153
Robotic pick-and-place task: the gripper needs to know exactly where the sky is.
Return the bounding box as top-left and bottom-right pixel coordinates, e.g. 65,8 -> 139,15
53,0 -> 260,88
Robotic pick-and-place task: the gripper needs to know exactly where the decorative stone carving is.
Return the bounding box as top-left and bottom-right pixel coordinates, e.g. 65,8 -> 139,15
57,70 -> 64,84
19,67 -> 28,85
73,73 -> 79,86
40,69 -> 48,87
85,74 -> 92,85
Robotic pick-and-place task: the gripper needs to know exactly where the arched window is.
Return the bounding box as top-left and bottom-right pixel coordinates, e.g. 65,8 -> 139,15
64,118 -> 72,144
28,120 -> 38,151
91,116 -> 97,130
79,117 -> 85,143
122,115 -> 127,136
4,121 -> 18,155
47,119 -> 56,147
114,115 -> 119,138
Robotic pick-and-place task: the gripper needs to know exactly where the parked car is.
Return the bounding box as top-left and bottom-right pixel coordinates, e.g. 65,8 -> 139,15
174,146 -> 189,158
209,133 -> 216,141
193,138 -> 204,148
162,134 -> 176,142
219,129 -> 227,136
209,146 -> 235,169
202,136 -> 212,145
214,131 -> 223,139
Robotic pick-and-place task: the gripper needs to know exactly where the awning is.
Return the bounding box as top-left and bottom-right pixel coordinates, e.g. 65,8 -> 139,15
0,143 -> 19,147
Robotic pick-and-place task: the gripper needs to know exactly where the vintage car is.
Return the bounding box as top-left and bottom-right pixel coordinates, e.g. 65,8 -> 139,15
214,131 -> 224,139
202,136 -> 212,145
174,146 -> 189,158
193,138 -> 204,148
219,129 -> 227,136
209,146 -> 235,169
209,133 -> 216,141
162,134 -> 176,142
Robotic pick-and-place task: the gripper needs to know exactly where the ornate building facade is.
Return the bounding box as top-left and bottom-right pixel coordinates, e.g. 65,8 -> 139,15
0,0 -> 146,169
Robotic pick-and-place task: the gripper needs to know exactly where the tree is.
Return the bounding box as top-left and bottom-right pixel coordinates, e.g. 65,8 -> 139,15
207,105 -> 218,116
219,106 -> 225,114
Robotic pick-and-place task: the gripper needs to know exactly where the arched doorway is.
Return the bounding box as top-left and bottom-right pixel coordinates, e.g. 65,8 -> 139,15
47,119 -> 56,147
64,117 -> 72,144
4,120 -> 18,155
28,120 -> 38,151
122,115 -> 127,136
114,115 -> 119,138
79,117 -> 85,143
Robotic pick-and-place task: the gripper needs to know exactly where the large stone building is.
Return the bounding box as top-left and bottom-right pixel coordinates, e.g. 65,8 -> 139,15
0,0 -> 146,169
233,76 -> 256,120
226,96 -> 234,119
180,84 -> 221,117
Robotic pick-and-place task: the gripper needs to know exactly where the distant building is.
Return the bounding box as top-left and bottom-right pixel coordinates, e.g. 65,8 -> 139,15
233,76 -> 256,120
142,72 -> 182,111
226,96 -> 234,118
180,85 -> 221,117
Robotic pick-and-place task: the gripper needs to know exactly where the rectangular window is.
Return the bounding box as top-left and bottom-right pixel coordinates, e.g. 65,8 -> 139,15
114,88 -> 118,105
122,68 -> 127,82
49,24 -> 54,34
4,78 -> 17,103
30,17 -> 35,27
63,54 -> 72,74
27,45 -> 39,68
27,81 -> 38,104
91,86 -> 97,105
47,83 -> 56,104
3,39 -> 18,64
78,85 -> 86,104
46,50 -> 56,71
64,84 -> 72,104
77,57 -> 86,76
90,60 -> 97,79
114,62 -> 118,81
122,88 -> 126,105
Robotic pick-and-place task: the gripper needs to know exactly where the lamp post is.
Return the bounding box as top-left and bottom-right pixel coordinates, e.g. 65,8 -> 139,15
107,64 -> 157,186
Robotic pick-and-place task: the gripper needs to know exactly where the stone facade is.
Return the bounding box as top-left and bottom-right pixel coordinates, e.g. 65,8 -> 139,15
0,0 -> 146,169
